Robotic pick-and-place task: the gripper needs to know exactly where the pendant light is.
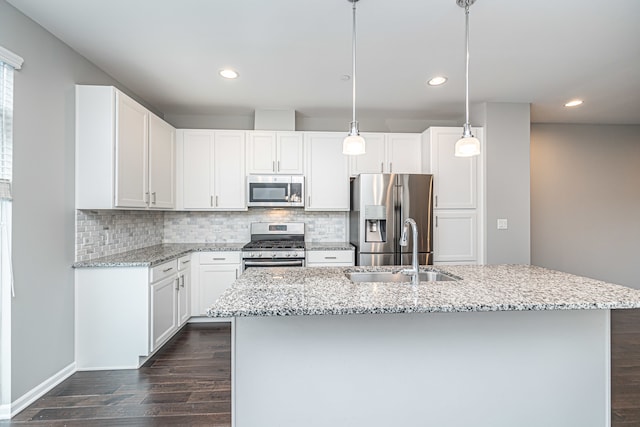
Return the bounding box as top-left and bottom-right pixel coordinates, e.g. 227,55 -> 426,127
343,0 -> 366,155
455,0 -> 480,157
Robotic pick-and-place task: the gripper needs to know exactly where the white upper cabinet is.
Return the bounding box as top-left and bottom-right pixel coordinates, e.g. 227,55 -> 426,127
349,133 -> 386,175
148,114 -> 176,209
75,85 -> 176,210
179,129 -> 246,211
386,133 -> 422,174
247,131 -> 304,174
304,132 -> 350,211
350,133 -> 422,176
115,93 -> 149,208
425,127 -> 482,209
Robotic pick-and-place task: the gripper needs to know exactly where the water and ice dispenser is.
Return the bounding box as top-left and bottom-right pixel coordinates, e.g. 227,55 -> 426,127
364,205 -> 386,242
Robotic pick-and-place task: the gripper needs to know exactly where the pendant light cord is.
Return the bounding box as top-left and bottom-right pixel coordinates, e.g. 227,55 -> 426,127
351,0 -> 358,128
464,4 -> 470,126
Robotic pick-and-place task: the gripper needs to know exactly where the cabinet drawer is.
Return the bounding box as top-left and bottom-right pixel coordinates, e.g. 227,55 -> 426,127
306,250 -> 354,264
178,255 -> 192,271
199,252 -> 241,265
150,259 -> 178,283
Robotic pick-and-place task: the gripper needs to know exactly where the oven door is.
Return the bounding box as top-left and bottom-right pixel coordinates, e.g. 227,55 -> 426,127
243,258 -> 305,270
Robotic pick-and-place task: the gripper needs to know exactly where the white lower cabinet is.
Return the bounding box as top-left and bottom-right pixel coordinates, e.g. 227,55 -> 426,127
433,210 -> 477,264
306,250 -> 354,267
150,272 -> 178,351
76,256 -> 192,370
193,252 -> 241,316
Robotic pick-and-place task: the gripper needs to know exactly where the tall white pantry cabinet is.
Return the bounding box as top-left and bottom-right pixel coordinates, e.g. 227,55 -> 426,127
423,127 -> 484,264
75,85 -> 176,209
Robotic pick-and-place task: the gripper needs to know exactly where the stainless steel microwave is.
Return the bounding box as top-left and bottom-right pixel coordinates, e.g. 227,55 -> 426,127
247,175 -> 304,207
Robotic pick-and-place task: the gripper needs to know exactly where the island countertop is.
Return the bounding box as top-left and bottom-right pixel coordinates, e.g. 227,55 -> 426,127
207,264 -> 640,317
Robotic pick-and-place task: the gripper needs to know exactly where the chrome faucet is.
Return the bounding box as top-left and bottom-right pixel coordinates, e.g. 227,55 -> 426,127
399,218 -> 419,285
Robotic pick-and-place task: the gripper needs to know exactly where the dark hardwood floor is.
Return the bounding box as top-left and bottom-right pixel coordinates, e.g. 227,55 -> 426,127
1,323 -> 232,426
2,310 -> 639,426
612,308 -> 640,426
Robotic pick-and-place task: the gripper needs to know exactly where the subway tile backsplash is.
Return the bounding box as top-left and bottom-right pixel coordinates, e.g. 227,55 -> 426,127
76,210 -> 164,262
163,210 -> 347,243
76,209 -> 348,261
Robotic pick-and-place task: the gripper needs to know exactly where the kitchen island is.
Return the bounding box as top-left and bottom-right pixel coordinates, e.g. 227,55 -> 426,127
208,265 -> 640,427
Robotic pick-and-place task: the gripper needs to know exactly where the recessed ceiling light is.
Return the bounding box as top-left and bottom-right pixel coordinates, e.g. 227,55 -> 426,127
564,99 -> 583,107
219,69 -> 239,79
427,76 -> 448,86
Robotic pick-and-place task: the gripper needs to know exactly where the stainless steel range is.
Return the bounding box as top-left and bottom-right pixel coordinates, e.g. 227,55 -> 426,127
242,222 -> 305,270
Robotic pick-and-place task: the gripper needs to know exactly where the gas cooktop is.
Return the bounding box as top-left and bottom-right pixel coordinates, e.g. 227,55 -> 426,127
243,240 -> 305,250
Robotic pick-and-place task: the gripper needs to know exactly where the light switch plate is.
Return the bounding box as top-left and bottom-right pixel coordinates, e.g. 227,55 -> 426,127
497,219 -> 508,230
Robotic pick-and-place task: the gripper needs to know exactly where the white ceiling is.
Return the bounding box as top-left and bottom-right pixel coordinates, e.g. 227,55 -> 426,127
7,0 -> 640,126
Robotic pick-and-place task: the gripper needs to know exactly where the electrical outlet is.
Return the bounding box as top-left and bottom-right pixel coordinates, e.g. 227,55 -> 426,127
497,219 -> 508,230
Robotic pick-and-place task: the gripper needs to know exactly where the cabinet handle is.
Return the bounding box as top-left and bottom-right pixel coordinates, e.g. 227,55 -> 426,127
325,256 -> 337,260
273,160 -> 276,172
180,275 -> 185,288
308,195 -> 311,206
210,195 -> 214,207
380,162 -> 384,173
215,195 -> 219,207
212,257 -> 226,261
151,192 -> 156,204
277,160 -> 280,172
389,162 -> 393,173
145,192 -> 150,204
182,260 -> 191,264
435,216 -> 439,228
435,195 -> 438,208
162,267 -> 174,273
175,278 -> 180,290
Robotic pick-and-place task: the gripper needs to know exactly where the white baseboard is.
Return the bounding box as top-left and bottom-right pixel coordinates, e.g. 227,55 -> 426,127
10,362 -> 76,418
0,403 -> 10,420
188,316 -> 231,323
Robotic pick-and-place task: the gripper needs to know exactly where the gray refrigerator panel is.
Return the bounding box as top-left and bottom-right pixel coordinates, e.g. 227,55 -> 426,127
352,174 -> 397,255
399,252 -> 432,267
395,174 -> 433,255
358,253 -> 396,267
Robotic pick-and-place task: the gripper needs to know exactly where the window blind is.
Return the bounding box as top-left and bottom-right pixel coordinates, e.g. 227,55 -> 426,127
0,62 -> 13,201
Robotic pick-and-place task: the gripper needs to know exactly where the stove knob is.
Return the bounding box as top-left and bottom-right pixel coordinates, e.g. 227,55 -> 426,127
285,252 -> 291,257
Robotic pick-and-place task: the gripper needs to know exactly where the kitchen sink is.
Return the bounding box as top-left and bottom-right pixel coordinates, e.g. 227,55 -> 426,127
346,271 -> 457,283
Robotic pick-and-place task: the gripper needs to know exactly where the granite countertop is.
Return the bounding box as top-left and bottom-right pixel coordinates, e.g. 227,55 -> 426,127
73,243 -> 246,268
207,264 -> 640,317
305,242 -> 354,251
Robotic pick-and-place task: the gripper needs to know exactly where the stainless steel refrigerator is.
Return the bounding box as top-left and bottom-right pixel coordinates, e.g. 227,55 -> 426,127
349,174 -> 434,266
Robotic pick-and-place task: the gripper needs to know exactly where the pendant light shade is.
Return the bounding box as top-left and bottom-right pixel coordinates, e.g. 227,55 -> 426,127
455,0 -> 480,157
343,0 -> 366,155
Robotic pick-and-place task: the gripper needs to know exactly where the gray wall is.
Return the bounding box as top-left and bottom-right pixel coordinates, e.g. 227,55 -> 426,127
473,102 -> 531,264
531,124 -> 640,289
0,0 -> 144,402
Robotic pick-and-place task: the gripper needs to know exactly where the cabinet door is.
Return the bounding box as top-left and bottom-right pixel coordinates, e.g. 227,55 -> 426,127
276,132 -> 304,174
349,133 -> 386,176
387,133 -> 422,174
150,275 -> 178,351
183,130 -> 214,209
247,131 -> 277,174
304,133 -> 350,211
213,131 -> 246,210
177,268 -> 191,326
115,92 -> 149,208
433,210 -> 477,263
430,127 -> 478,209
148,114 -> 176,209
198,265 -> 240,315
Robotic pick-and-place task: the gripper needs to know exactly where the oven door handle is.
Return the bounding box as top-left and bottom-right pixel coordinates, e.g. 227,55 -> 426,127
244,260 -> 304,267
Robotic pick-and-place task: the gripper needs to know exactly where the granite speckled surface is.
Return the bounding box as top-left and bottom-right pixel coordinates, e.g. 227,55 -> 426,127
305,242 -> 354,251
72,243 -> 246,268
207,264 -> 640,317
